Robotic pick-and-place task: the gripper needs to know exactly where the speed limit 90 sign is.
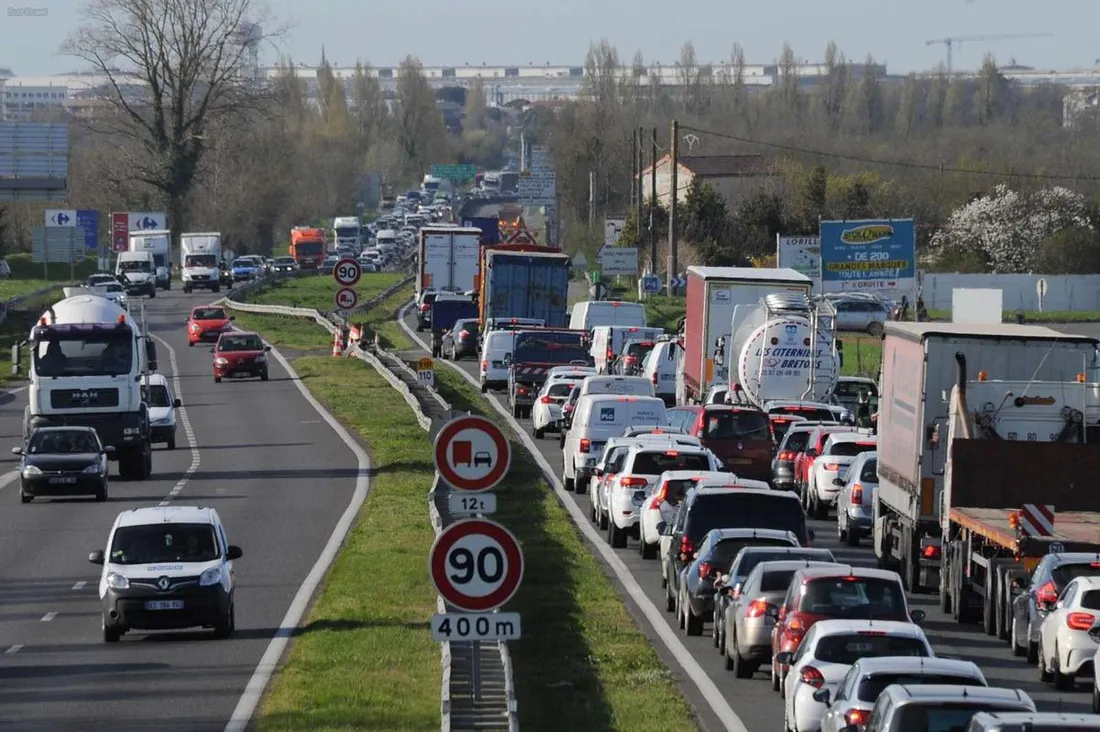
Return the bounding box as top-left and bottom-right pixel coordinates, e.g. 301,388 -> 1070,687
333,258 -> 361,287
429,518 -> 524,612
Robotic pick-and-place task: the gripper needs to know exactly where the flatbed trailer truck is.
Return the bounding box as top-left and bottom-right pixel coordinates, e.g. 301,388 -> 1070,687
939,353 -> 1100,640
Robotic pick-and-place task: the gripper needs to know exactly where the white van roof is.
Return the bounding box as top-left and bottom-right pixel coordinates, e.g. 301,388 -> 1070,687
580,375 -> 653,395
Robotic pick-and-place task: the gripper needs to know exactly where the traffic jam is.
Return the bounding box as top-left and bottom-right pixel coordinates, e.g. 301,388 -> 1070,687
411,233 -> 1100,731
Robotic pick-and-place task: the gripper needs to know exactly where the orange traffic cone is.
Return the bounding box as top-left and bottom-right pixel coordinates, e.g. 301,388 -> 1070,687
332,329 -> 344,357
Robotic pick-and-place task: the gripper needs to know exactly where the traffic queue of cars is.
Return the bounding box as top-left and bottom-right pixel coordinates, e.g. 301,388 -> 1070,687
425,296 -> 1100,731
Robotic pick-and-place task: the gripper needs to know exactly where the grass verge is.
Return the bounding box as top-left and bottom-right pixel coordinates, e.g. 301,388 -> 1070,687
359,283 -> 415,351
433,368 -> 698,732
229,312 -> 333,351
246,272 -> 404,311
925,308 -> 1100,323
842,337 -> 882,378
255,355 -> 440,730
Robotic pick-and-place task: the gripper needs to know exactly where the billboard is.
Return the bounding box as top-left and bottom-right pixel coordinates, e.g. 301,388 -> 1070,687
0,122 -> 69,201
776,235 -> 821,290
819,219 -> 916,294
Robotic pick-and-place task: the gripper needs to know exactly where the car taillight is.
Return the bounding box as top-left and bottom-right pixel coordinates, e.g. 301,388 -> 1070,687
1068,612 -> 1096,630
458,331 -> 469,340
621,476 -> 648,487
651,371 -> 658,385
606,349 -> 613,361
800,665 -> 825,689
824,462 -> 842,471
922,544 -> 941,560
539,395 -> 553,403
698,561 -> 714,579
419,303 -> 430,311
784,614 -> 805,642
579,438 -> 591,453
680,535 -> 694,558
1037,580 -> 1059,605
845,709 -> 870,727
778,450 -> 795,461
481,360 -> 488,372
746,598 -> 771,618
850,483 -> 863,504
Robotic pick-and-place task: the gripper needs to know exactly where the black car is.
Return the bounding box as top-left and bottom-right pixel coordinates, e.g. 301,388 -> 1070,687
442,318 -> 479,360
415,291 -> 439,331
14,426 -> 112,503
271,256 -> 298,274
218,263 -> 234,289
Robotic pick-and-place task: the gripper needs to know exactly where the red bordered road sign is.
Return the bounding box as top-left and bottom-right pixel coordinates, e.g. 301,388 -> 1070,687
433,415 -> 511,492
429,519 -> 524,612
333,258 -> 362,287
334,287 -> 359,311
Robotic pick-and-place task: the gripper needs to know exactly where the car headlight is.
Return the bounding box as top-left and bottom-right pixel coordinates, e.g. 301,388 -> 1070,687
123,427 -> 141,436
199,567 -> 222,587
255,354 -> 266,363
106,572 -> 129,590
190,323 -> 201,332
22,464 -> 41,476
214,357 -> 228,366
82,463 -> 102,474
152,417 -> 170,426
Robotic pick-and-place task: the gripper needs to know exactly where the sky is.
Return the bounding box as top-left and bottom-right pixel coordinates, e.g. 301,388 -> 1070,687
2,0 -> 1096,77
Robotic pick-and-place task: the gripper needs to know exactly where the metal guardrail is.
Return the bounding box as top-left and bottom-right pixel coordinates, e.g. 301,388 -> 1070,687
220,279 -> 518,731
0,283 -> 70,325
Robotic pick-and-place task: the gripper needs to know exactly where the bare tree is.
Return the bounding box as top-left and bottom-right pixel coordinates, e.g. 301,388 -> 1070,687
464,77 -> 488,131
393,56 -> 448,178
62,0 -> 278,239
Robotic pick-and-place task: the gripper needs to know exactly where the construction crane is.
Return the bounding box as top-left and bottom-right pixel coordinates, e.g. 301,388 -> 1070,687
925,33 -> 1053,73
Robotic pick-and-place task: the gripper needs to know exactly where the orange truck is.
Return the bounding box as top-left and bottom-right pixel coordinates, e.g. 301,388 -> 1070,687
289,227 -> 326,269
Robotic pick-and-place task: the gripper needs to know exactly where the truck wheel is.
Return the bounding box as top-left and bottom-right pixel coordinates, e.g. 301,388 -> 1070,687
167,437 -> 176,450
149,287 -> 156,298
183,286 -> 192,294
563,471 -> 574,492
117,452 -> 132,481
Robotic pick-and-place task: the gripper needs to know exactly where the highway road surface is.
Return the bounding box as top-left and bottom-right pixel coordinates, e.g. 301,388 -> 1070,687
0,289 -> 365,731
399,306 -> 1098,732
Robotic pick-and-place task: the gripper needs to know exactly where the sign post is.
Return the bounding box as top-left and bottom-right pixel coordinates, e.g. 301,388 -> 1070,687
416,356 -> 435,389
1036,278 -> 1047,312
333,258 -> 361,320
431,415 -> 520,700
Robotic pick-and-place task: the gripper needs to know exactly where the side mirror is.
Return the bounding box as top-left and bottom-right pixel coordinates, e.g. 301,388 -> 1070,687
88,550 -> 105,565
104,446 -> 116,455
657,521 -> 672,536
173,398 -> 182,408
774,651 -> 792,665
264,345 -> 271,352
812,688 -> 831,706
503,354 -> 512,365
10,446 -> 21,455
227,545 -> 243,560
766,605 -> 780,620
1089,624 -> 1100,643
832,478 -> 845,487
806,449 -> 818,458
910,609 -> 926,623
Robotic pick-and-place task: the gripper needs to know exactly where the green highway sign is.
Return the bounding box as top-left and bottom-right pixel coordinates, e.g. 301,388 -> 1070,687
431,164 -> 478,181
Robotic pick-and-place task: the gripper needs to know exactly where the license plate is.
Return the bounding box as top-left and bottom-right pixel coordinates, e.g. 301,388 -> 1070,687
232,372 -> 249,378
48,476 -> 76,484
144,600 -> 183,610
729,458 -> 752,464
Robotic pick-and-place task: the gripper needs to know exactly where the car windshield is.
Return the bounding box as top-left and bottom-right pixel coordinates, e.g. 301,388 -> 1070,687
219,335 -> 263,352
733,550 -> 834,582
108,523 -> 219,564
105,283 -> 123,293
88,275 -> 113,285
709,537 -> 796,566
813,633 -> 928,665
798,576 -> 906,617
624,342 -> 655,358
118,260 -> 150,272
34,330 -> 133,377
275,258 -> 295,265
142,384 -> 172,408
771,406 -> 837,422
547,382 -> 574,397
770,418 -> 803,442
28,430 -> 99,454
185,254 -> 217,268
1051,563 -> 1100,587
632,451 -> 711,474
781,430 -> 812,454
857,673 -> 983,702
660,478 -> 698,506
513,332 -> 591,364
688,494 -> 806,542
827,441 -> 877,457
835,381 -> 879,398
232,259 -> 252,268
705,411 -> 772,440
192,307 -> 226,321
896,704 -> 1022,732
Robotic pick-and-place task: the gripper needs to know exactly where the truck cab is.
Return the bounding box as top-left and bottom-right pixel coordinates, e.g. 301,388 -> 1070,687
180,232 -> 222,293
128,230 -> 171,291
115,251 -> 157,298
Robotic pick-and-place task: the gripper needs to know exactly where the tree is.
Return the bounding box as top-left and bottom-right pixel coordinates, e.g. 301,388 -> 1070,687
681,177 -> 730,247
393,56 -> 448,177
62,0 -> 275,238
351,61 -> 389,151
316,59 -> 351,137
464,77 -> 488,131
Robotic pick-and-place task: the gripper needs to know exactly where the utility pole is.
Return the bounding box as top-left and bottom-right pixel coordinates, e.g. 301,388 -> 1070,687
588,170 -> 595,228
636,126 -> 644,263
667,119 -> 679,294
630,130 -> 637,208
650,127 -> 658,275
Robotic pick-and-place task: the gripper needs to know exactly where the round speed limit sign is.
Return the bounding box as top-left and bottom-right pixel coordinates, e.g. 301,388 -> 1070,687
429,519 -> 524,612
333,258 -> 361,287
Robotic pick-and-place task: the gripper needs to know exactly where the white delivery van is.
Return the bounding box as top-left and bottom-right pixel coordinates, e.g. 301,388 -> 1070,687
562,394 -> 667,494
115,251 -> 157,297
478,330 -> 518,393
569,301 -> 648,331
590,325 -> 664,373
641,341 -> 680,406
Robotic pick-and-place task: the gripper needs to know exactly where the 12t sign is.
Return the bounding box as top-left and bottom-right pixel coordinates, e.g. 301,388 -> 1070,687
429,519 -> 524,612
333,258 -> 361,287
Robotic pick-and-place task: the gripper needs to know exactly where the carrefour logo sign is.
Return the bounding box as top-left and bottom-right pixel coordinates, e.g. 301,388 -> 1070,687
840,224 -> 894,245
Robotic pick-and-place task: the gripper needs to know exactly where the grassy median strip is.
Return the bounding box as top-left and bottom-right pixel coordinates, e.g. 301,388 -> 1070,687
246,272 -> 404,310
229,311 -> 333,351
256,355 -> 440,731
433,368 -> 698,732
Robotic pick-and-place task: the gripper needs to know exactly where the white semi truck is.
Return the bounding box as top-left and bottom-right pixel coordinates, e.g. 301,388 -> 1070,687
332,217 -> 362,251
15,289 -> 157,479
128,230 -> 171,290
180,232 -> 222,293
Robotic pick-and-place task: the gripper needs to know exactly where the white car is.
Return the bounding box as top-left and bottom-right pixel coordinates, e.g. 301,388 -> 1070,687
817,655 -> 986,732
593,434 -> 706,531
836,451 -> 877,547
601,443 -> 719,548
142,373 -> 181,450
478,330 -> 517,393
804,431 -> 877,520
88,505 -> 242,642
99,280 -> 129,309
1038,575 -> 1100,690
779,619 -> 933,732
642,470 -> 728,562
640,340 -> 679,406
531,377 -> 583,439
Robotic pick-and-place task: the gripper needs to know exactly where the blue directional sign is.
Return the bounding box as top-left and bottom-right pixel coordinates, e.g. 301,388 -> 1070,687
76,209 -> 98,249
819,219 -> 916,294
641,275 -> 661,294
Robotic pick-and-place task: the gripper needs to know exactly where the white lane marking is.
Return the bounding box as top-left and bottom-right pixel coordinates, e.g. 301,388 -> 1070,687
300,420 -> 321,424
4,385 -> 28,396
5,644 -> 23,654
396,302 -> 750,732
71,581 -> 86,591
223,343 -> 371,732
40,612 -> 56,622
0,469 -> 19,492
151,336 -> 201,508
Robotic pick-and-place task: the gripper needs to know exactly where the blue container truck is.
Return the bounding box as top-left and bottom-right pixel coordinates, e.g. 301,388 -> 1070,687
480,250 -> 570,329
462,217 -> 501,245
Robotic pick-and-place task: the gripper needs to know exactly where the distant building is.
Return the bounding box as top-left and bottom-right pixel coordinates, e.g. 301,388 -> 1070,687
637,153 -> 774,208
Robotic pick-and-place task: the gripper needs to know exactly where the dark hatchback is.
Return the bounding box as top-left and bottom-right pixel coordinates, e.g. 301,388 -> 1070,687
15,426 -> 112,503
667,405 -> 775,482
442,318 -> 480,360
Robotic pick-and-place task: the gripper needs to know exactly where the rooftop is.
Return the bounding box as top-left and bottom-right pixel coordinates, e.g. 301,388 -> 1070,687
117,505 -> 215,528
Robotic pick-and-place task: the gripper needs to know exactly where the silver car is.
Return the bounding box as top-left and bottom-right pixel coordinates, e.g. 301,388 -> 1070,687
1010,552 -> 1100,662
817,656 -> 986,732
862,684 -> 1034,731
720,558 -> 838,678
832,297 -> 890,337
836,451 -> 877,547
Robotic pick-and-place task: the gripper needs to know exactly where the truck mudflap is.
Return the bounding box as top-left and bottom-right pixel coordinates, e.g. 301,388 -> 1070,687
918,536 -> 942,589
26,409 -> 148,458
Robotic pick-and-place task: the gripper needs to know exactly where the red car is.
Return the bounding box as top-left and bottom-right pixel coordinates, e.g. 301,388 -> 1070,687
188,305 -> 233,346
666,405 -> 774,482
212,331 -> 270,382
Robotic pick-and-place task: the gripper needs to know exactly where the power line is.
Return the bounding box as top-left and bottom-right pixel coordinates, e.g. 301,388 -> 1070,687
679,123 -> 1100,182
